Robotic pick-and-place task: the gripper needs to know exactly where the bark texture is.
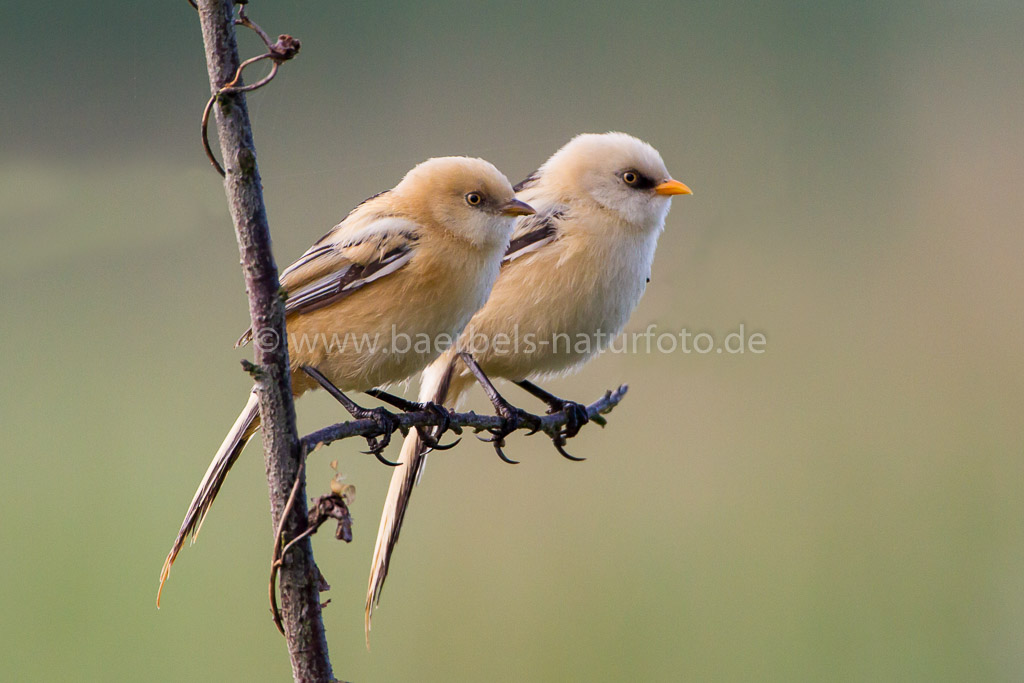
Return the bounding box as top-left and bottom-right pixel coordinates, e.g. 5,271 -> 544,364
195,2 -> 335,680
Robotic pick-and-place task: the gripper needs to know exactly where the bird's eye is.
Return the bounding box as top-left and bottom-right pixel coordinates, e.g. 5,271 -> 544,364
465,192 -> 483,206
622,171 -> 639,185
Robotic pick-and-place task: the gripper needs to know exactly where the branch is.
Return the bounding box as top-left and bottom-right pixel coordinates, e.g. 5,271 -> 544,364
300,385 -> 629,453
270,471 -> 354,638
194,2 -> 333,681
265,385 -> 627,631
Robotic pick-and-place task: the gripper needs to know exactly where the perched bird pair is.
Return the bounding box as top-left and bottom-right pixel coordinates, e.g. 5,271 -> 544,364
158,134 -> 692,638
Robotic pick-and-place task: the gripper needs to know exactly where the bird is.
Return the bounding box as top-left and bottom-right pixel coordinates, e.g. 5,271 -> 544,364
158,156 -> 534,605
365,132 -> 692,642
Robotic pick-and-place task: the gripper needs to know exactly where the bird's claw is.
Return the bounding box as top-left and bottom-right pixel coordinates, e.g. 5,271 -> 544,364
477,430 -> 521,465
550,433 -> 586,462
551,400 -> 590,440
425,436 -> 462,451
359,407 -> 401,466
541,400 -> 589,461
477,405 -> 542,465
416,402 -> 461,452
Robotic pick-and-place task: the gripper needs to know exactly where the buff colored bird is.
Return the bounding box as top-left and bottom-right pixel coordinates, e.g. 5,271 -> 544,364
158,156 -> 533,604
366,133 -> 691,642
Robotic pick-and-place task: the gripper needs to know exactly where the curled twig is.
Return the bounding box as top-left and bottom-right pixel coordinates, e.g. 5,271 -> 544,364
268,449 -> 309,635
224,53 -> 280,91
236,5 -> 272,47
198,5 -> 301,176
201,54 -> 283,176
200,98 -> 221,174
269,458 -> 354,635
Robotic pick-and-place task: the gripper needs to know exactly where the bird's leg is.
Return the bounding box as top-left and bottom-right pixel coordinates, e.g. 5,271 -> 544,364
514,379 -> 589,462
457,352 -> 541,464
364,388 -> 460,451
300,366 -> 401,466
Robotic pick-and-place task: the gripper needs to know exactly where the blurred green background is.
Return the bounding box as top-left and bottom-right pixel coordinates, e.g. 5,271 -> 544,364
3,1 -> 1023,680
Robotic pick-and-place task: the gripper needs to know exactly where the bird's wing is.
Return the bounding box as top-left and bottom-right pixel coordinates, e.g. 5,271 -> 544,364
502,206 -> 565,264
512,170 -> 541,193
236,195 -> 420,347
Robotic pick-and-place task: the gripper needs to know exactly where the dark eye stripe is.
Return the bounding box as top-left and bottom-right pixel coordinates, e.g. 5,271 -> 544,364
622,170 -> 657,191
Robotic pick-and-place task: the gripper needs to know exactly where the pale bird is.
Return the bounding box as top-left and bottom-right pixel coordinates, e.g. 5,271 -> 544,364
158,156 -> 533,604
365,132 -> 691,643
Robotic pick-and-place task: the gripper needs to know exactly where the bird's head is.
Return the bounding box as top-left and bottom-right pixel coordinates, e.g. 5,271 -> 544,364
534,132 -> 690,231
397,156 -> 534,248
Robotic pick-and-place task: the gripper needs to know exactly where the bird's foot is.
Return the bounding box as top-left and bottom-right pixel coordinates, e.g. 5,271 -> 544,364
356,407 -> 402,466
513,380 -> 590,461
543,399 -> 589,462
477,398 -> 542,465
415,401 -> 461,452
301,367 -> 401,466
547,399 -> 590,439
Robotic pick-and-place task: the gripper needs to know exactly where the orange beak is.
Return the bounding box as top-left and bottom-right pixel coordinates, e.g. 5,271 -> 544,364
654,179 -> 692,196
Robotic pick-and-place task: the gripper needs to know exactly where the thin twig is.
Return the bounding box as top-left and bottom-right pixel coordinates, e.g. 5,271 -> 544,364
271,486 -> 353,636
301,385 -> 629,454
224,53 -> 279,90
202,55 -> 281,176
265,387 -> 627,634
201,96 -> 224,176
199,7 -> 300,177
237,5 -> 273,48
269,450 -> 309,635
193,1 -> 331,679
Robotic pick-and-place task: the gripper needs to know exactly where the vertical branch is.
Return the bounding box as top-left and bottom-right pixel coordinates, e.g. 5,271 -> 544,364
195,1 -> 334,681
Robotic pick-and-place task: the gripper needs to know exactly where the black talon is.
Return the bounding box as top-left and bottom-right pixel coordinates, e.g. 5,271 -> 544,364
368,447 -> 401,467
424,436 -> 461,451
416,401 -> 460,450
358,407 -> 401,466
558,400 -> 590,439
365,389 -> 460,452
302,367 -> 401,466
472,405 -> 528,465
476,432 -> 520,464
551,436 -> 586,462
493,444 -> 520,465
545,402 -> 589,461
513,380 -> 592,461
483,404 -> 541,465
458,352 -> 546,465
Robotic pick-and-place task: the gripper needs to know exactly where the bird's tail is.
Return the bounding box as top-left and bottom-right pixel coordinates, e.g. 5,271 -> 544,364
158,391 -> 261,606
365,350 -> 471,646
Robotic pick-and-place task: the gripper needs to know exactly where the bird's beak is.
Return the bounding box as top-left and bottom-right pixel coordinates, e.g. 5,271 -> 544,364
654,179 -> 692,196
500,198 -> 535,216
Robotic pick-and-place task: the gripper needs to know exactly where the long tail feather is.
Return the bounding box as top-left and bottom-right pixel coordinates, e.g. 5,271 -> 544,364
158,391 -> 261,606
365,352 -> 465,646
